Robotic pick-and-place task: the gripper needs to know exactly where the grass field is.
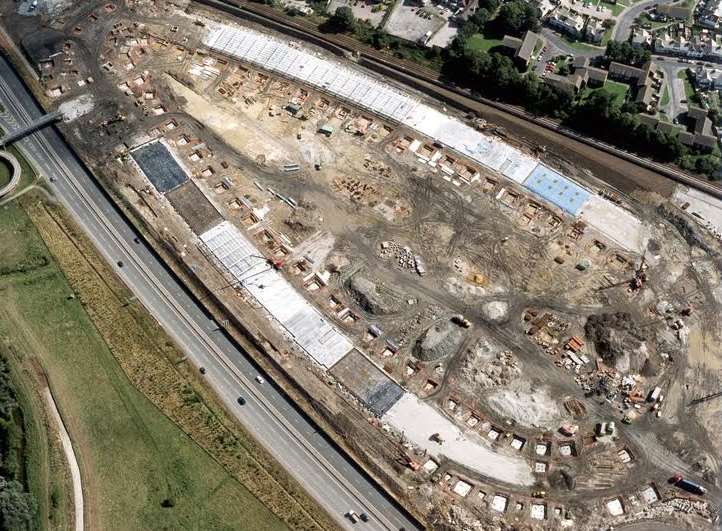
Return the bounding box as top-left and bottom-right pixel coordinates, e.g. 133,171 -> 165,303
0,197 -> 288,531
581,79 -> 630,104
677,69 -> 700,104
466,33 -> 504,53
661,85 -> 670,107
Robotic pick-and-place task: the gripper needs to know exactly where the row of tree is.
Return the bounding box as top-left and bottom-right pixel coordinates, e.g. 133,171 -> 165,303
0,357 -> 36,531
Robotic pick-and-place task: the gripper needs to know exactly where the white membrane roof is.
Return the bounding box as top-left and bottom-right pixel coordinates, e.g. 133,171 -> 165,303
200,221 -> 353,368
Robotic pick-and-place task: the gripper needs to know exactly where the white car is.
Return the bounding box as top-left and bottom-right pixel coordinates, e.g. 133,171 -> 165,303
255,375 -> 265,384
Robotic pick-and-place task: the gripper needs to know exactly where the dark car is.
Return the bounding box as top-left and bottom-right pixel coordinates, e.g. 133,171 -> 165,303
359,513 -> 369,522
237,396 -> 246,406
199,367 -> 206,375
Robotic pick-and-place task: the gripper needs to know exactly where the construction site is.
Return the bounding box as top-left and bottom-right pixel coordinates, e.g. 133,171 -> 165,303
6,0 -> 722,528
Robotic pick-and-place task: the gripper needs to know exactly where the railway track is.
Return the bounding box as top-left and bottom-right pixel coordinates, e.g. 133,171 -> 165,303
195,0 -> 722,201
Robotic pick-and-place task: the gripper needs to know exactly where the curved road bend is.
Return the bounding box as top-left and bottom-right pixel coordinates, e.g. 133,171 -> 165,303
612,0 -> 674,43
0,56 -> 421,531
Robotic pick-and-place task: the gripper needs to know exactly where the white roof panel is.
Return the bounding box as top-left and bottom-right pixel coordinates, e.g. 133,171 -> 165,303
200,221 -> 353,368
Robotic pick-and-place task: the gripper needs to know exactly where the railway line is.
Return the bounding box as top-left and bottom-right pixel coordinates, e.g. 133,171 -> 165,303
195,0 -> 722,201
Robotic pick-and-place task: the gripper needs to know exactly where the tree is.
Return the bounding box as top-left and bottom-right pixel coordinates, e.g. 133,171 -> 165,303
494,0 -> 541,36
326,6 -> 356,33
604,41 -> 650,67
0,479 -> 35,531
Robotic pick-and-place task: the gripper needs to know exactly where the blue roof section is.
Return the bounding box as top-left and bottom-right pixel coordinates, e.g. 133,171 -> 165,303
522,164 -> 591,215
132,141 -> 188,194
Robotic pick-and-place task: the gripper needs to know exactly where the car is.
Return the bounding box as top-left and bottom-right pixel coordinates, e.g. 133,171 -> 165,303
199,367 -> 206,375
133,236 -> 140,243
255,375 -> 265,384
345,510 -> 359,523
359,513 -> 369,522
237,396 -> 246,405
117,260 -> 124,267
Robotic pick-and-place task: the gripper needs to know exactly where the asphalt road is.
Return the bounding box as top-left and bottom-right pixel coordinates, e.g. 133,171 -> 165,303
657,59 -> 688,120
611,0 -> 655,42
0,55 -> 420,531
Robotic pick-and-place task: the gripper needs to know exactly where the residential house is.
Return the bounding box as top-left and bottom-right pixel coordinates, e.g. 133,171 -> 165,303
631,28 -> 653,48
692,65 -> 722,90
585,17 -> 606,44
547,8 -> 585,39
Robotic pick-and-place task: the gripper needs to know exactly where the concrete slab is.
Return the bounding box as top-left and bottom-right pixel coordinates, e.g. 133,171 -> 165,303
382,393 -> 535,485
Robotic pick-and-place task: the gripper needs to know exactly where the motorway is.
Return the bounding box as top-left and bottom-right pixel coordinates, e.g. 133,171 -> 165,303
0,55 -> 421,531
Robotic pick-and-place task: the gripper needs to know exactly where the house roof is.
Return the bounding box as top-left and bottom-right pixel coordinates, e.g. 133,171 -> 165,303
693,134 -> 718,148
518,31 -> 540,62
679,131 -> 696,145
638,114 -> 660,129
573,56 -> 590,69
587,66 -> 608,82
609,61 -> 644,80
635,84 -> 655,105
502,35 -> 523,52
657,121 -> 677,135
544,73 -> 583,94
657,4 -> 691,19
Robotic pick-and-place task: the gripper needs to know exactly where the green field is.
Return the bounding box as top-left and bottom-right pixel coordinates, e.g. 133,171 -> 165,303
677,69 -> 700,102
0,198 -> 286,531
661,85 -> 671,107
466,33 -> 505,53
581,79 -> 630,104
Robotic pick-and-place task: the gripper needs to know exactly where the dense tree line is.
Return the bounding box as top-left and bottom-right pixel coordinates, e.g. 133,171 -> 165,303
0,357 -> 36,531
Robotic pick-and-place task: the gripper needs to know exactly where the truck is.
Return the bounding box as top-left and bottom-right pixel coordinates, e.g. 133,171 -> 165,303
648,386 -> 662,402
671,474 -> 707,495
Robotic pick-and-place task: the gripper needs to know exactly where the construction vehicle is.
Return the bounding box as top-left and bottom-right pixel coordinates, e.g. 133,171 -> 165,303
671,474 -> 707,495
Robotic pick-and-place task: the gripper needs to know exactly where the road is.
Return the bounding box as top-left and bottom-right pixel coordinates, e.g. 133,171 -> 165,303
657,59 -> 688,120
0,55 -> 421,531
612,0 -> 673,42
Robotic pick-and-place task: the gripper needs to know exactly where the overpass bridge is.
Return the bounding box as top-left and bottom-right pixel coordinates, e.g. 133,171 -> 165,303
0,109 -> 62,147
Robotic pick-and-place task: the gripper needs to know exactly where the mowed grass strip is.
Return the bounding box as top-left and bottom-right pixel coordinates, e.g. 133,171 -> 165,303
26,198 -> 338,531
0,198 -> 288,531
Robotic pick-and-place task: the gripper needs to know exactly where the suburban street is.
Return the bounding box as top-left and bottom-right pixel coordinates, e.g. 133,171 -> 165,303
0,55 -> 421,531
611,0 -> 671,42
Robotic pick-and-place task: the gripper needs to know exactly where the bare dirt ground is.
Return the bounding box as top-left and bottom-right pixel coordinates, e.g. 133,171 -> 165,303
7,1 -> 721,528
